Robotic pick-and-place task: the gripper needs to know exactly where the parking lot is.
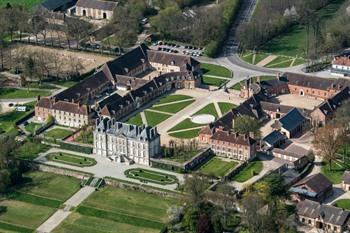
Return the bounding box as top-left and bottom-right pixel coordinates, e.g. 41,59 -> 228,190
149,41 -> 204,57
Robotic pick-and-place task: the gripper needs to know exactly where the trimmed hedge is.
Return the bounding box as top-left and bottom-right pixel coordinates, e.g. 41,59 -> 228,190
58,141 -> 93,154
151,160 -> 185,173
34,119 -> 54,136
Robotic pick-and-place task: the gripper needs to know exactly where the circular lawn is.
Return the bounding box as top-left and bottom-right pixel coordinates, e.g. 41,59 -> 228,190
124,168 -> 178,185
46,152 -> 97,167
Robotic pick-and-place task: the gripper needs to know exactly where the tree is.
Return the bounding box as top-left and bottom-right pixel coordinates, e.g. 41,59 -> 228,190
24,55 -> 36,89
183,173 -> 208,208
233,115 -> 261,137
313,123 -> 346,170
335,100 -> 350,129
65,18 -> 92,49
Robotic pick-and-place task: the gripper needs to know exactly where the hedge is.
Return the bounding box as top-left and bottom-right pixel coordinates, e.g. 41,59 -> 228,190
34,117 -> 55,136
58,141 -> 93,154
151,160 -> 185,173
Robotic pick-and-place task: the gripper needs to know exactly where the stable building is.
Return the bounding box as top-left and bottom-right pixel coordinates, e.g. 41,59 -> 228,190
75,0 -> 117,20
272,108 -> 308,138
331,50 -> 350,77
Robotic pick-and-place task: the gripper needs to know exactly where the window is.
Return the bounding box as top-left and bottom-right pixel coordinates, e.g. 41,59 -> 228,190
308,219 -> 311,224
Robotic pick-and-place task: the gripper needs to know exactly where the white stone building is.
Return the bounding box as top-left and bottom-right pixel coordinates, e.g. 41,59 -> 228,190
75,0 -> 117,20
93,118 -> 160,166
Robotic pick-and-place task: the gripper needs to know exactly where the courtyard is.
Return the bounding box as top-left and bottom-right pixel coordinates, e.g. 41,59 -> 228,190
271,94 -> 323,110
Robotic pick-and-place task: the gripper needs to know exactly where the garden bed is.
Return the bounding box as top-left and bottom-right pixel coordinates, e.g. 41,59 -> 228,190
124,169 -> 178,185
46,152 -> 97,167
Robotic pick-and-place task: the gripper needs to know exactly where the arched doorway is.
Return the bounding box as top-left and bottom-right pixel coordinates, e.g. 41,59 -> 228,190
82,10 -> 86,16
299,89 -> 304,96
103,12 -> 107,19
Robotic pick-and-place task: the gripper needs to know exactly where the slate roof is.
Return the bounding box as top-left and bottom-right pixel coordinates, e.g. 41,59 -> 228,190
98,93 -> 122,108
41,0 -> 77,11
95,118 -> 159,141
277,108 -> 306,132
292,173 -> 332,195
211,131 -> 256,146
315,87 -> 350,117
36,97 -> 90,115
100,93 -> 134,116
297,199 -> 350,226
263,130 -> 287,147
76,0 -> 117,11
272,148 -> 305,159
343,171 -> 350,184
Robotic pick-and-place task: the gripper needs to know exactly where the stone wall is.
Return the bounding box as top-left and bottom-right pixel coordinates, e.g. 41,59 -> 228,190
30,162 -> 92,179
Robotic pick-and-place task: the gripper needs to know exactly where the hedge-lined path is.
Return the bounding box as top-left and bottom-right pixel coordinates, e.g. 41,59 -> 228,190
34,148 -> 184,191
36,186 -> 95,233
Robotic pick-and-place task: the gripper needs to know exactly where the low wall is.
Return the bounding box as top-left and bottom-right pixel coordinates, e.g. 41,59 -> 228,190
224,161 -> 247,181
29,162 -> 93,179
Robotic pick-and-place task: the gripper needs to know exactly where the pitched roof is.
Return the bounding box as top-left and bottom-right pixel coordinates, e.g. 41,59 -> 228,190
263,130 -> 287,146
76,0 -> 117,11
278,108 -> 306,132
36,98 -> 90,115
210,131 -> 256,146
315,87 -> 350,117
297,199 -> 350,226
272,148 -> 305,159
42,0 -> 77,11
293,173 -> 332,195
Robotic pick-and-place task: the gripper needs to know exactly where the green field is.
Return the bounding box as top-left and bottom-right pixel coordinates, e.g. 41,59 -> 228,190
0,171 -> 80,232
199,157 -> 238,178
0,102 -> 35,133
151,99 -> 195,113
164,150 -> 199,163
0,0 -> 44,9
168,128 -> 201,139
231,159 -> 263,182
0,88 -> 50,99
126,113 -> 143,126
125,168 -> 178,185
265,56 -> 294,68
334,199 -> 350,210
193,103 -> 219,118
253,53 -> 269,65
54,186 -> 179,233
45,128 -> 74,140
168,118 -> 203,132
201,63 -> 231,78
14,139 -> 50,160
202,76 -> 229,87
74,131 -> 93,144
47,152 -> 97,167
321,160 -> 348,184
241,52 -> 253,64
156,94 -> 193,105
144,110 -> 171,127
24,122 -> 42,134
218,102 -> 236,114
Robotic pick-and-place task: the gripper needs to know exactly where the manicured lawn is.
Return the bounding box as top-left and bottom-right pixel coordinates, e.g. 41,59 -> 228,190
46,152 -> 97,167
144,110 -> 171,127
25,82 -> 57,89
24,122 -> 42,134
253,53 -> 269,65
231,82 -> 241,91
321,160 -> 348,184
126,113 -> 143,126
45,128 -> 74,139
202,76 -> 229,87
231,159 -> 263,182
199,157 -> 238,178
0,102 -> 35,133
156,94 -> 193,105
151,99 -> 195,113
193,103 -> 219,118
241,52 -> 253,64
0,0 -> 44,9
293,58 -> 305,66
0,88 -> 50,99
125,168 -> 178,185
218,102 -> 236,114
164,150 -> 199,163
57,186 -> 180,232
169,128 -> 201,139
334,199 -> 350,210
52,212 -> 159,233
74,131 -> 94,144
201,63 -> 231,78
168,118 -> 203,132
14,139 -> 50,160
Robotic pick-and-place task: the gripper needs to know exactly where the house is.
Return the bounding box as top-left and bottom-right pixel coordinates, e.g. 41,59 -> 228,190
209,130 -> 257,161
41,0 -> 77,12
262,130 -> 287,149
260,101 -> 310,119
311,87 -> 350,127
259,77 -> 289,97
290,173 -> 333,202
331,50 -> 350,77
75,0 -> 117,20
342,171 -> 350,192
272,148 -> 309,169
296,199 -> 350,233
93,119 -> 160,166
272,108 -> 308,138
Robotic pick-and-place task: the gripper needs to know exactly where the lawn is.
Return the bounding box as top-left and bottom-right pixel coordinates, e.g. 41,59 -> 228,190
334,199 -> 350,210
0,0 -> 44,9
156,94 -> 193,105
163,150 -> 199,163
0,171 -> 80,232
199,157 -> 238,178
45,128 -> 74,139
218,102 -> 236,114
231,82 -> 242,91
253,53 -> 269,65
200,63 -> 231,78
125,168 -> 178,185
0,88 -> 50,99
25,82 -> 57,89
321,160 -> 348,184
202,76 -> 229,87
168,118 -> 203,132
14,139 -> 50,160
74,131 -> 94,144
0,102 -> 35,133
24,122 -> 42,134
241,52 -> 253,64
231,159 -> 263,182
53,186 -> 180,232
151,99 -> 195,113
265,56 -> 293,68
46,152 -> 97,167
168,128 -> 201,139
51,80 -> 79,88
144,110 -> 171,127
193,103 -> 219,118
126,113 -> 143,126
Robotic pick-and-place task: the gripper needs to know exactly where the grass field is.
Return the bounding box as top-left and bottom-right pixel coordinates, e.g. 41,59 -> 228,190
24,122 -> 42,134
231,159 -> 263,182
74,131 -> 93,144
265,56 -> 294,68
144,110 -> 171,127
47,152 -> 97,167
199,157 -> 238,178
0,171 -> 80,232
334,199 -> 350,210
201,63 -> 231,78
0,102 -> 35,133
218,102 -> 236,114
193,103 -> 219,118
125,169 -> 178,185
202,76 -> 229,87
168,118 -> 203,132
126,113 -> 143,125
0,88 -> 50,99
54,186 -> 179,233
156,94 -> 193,105
14,139 -> 50,160
321,160 -> 348,184
0,0 -> 44,9
164,150 -> 199,163
45,128 -> 74,140
151,99 -> 195,113
168,128 -> 201,139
